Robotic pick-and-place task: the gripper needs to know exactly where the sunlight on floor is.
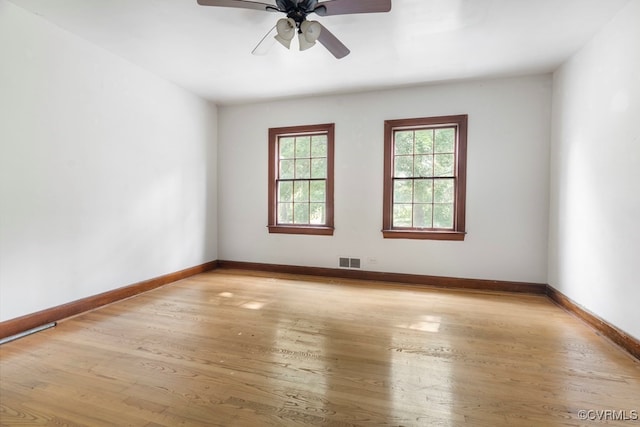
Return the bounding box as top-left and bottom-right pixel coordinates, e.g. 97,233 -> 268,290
396,315 -> 442,333
240,301 -> 265,310
392,314 -> 453,424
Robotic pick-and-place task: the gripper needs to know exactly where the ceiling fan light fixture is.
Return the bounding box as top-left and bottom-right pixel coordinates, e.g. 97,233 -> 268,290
197,0 -> 393,59
274,17 -> 296,49
299,20 -> 321,51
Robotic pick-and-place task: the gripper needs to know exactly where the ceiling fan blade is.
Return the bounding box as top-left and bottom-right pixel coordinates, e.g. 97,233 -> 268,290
251,25 -> 277,55
314,0 -> 391,16
197,0 -> 279,12
317,23 -> 350,59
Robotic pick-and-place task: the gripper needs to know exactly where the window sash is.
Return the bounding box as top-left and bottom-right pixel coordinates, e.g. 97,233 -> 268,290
391,176 -> 456,229
276,178 -> 327,225
391,125 -> 458,230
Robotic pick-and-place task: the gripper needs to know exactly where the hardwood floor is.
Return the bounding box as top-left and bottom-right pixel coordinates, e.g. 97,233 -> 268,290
1,269 -> 639,426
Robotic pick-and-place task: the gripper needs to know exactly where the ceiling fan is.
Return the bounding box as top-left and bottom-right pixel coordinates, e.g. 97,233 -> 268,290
197,0 -> 392,59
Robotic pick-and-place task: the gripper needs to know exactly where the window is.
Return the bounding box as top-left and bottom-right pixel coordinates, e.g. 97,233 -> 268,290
268,123 -> 334,235
382,115 -> 467,240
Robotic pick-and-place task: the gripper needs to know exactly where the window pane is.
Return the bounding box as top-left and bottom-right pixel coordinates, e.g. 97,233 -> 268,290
393,179 -> 413,203
309,203 -> 325,224
278,181 -> 293,202
435,128 -> 455,153
393,204 -> 413,227
394,155 -> 413,177
413,204 -> 433,228
415,130 -> 433,154
311,158 -> 326,179
310,181 -> 326,202
434,154 -> 455,177
414,180 -> 433,203
279,137 -> 295,159
293,180 -> 309,202
414,155 -> 433,177
295,159 -> 311,179
279,159 -> 294,179
295,136 -> 311,158
394,131 -> 414,155
434,179 -> 454,203
278,203 -> 293,223
434,204 -> 454,228
311,135 -> 327,157
294,203 -> 309,224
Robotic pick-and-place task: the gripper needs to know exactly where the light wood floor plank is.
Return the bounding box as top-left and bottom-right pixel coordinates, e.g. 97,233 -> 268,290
1,269 -> 639,426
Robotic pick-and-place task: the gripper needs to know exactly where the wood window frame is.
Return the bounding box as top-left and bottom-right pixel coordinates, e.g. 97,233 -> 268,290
382,115 -> 467,241
268,123 -> 335,236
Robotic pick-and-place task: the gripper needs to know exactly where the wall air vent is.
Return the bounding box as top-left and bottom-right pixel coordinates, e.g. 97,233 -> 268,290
339,257 -> 361,268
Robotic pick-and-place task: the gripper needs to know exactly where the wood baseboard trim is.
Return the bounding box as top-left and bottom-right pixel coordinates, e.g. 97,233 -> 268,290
0,260 -> 219,340
4,259 -> 635,361
546,285 -> 640,361
216,260 -> 548,294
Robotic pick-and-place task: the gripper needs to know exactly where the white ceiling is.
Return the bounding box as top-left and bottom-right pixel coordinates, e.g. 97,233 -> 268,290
9,0 -> 630,104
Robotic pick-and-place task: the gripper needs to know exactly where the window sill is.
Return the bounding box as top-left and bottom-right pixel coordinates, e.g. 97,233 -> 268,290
268,225 -> 334,236
382,229 -> 466,241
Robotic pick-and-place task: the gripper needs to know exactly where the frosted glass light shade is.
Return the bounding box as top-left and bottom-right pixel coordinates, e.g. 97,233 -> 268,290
299,20 -> 321,51
275,18 -> 296,49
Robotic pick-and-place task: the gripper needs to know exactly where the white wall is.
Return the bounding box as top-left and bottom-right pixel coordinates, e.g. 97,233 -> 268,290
549,2 -> 640,340
218,75 -> 551,284
0,1 -> 218,322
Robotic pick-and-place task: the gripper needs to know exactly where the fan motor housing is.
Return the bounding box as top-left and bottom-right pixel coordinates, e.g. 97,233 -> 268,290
278,0 -> 319,25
